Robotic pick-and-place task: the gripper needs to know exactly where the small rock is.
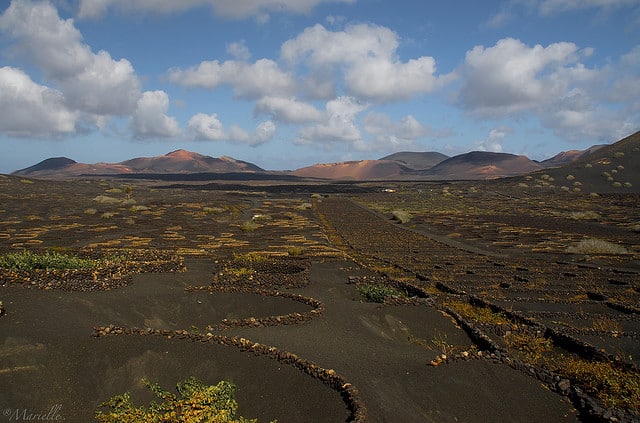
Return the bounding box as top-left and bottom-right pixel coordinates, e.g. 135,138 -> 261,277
557,379 -> 570,392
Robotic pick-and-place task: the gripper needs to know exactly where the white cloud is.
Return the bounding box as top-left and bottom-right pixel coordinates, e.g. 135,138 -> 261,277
131,91 -> 180,139
486,0 -> 640,29
254,120 -> 277,144
188,112 -> 276,145
77,0 -> 356,20
188,113 -> 226,140
0,0 -> 141,116
458,38 -> 639,143
0,66 -> 77,137
458,38 -> 584,116
536,0 -> 640,15
168,58 -> 297,98
295,96 -> 367,145
281,23 -> 444,102
362,113 -> 431,150
476,128 -> 513,153
254,97 -> 324,124
227,40 -> 251,61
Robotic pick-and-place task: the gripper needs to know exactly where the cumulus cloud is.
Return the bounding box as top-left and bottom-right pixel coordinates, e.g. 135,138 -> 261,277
168,58 -> 297,98
0,0 -> 141,116
77,0 -> 356,20
0,66 -> 77,137
295,96 -> 367,145
131,91 -> 180,139
362,113 -> 431,150
227,40 -> 251,61
188,113 -> 276,145
254,97 -> 324,124
475,128 -> 513,153
458,38 -> 639,143
188,113 -> 226,141
281,23 -> 444,102
458,38 -> 586,116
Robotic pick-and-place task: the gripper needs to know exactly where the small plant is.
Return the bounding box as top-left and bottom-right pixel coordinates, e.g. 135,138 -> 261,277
287,246 -> 304,256
233,252 -> 268,263
391,210 -> 412,224
567,238 -> 628,255
93,195 -> 121,205
569,211 -> 601,220
550,356 -> 640,412
431,332 -> 457,356
203,207 -> 225,214
591,317 -> 622,333
95,377 -> 269,422
85,208 -> 98,215
443,301 -> 511,326
239,220 -> 260,232
101,212 -> 115,219
614,151 -> 625,158
357,283 -> 404,303
129,205 -> 149,212
251,214 -> 271,222
504,331 -> 552,363
294,203 -> 312,211
0,250 -> 95,271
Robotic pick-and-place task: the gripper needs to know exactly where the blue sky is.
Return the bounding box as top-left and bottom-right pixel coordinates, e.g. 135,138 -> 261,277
0,0 -> 638,173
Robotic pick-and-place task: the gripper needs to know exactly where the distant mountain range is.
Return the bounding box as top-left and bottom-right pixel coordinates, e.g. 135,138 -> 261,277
12,137 -> 635,181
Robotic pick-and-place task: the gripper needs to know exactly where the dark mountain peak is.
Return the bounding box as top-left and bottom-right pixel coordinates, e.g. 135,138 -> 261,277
445,151 -> 519,164
380,151 -> 449,170
12,157 -> 76,175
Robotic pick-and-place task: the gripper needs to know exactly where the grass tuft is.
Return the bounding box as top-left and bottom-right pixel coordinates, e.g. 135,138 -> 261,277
567,238 -> 628,255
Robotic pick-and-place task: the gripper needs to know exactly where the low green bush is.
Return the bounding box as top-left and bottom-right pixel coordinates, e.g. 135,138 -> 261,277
95,377 -> 270,423
0,250 -> 95,271
357,284 -> 404,303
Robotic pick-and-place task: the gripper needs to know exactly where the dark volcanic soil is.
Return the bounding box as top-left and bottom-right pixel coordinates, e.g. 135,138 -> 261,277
1,174 -> 638,422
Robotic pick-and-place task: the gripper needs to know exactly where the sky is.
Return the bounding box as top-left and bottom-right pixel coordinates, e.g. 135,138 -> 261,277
0,0 -> 639,173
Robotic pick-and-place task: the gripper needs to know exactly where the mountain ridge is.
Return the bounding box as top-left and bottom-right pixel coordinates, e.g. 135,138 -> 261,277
11,133 -> 636,181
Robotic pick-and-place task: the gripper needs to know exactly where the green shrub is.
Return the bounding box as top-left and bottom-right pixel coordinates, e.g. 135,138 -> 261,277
239,220 -> 260,231
85,208 -> 98,215
357,284 -> 404,303
287,246 -> 304,256
0,250 -> 95,271
203,207 -> 225,214
95,377 -> 268,423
